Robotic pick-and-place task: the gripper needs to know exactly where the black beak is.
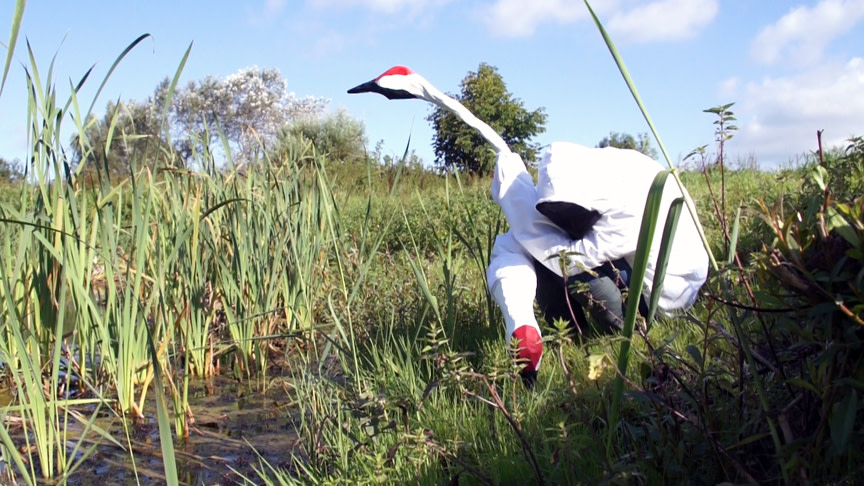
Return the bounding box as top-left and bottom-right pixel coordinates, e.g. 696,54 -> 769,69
347,80 -> 376,95
347,80 -> 416,100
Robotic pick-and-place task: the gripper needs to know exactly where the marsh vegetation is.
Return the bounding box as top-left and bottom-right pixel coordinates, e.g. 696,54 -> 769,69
1,2 -> 863,485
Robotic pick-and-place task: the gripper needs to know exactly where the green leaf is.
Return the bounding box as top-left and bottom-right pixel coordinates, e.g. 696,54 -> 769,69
812,165 -> 828,192
646,196 -> 683,324
85,33 -> 152,119
826,205 -> 860,247
785,378 -> 819,394
0,0 -> 25,99
608,168 -> 672,444
159,41 -> 192,138
727,206 -> 742,265
685,345 -> 703,367
829,390 -> 859,457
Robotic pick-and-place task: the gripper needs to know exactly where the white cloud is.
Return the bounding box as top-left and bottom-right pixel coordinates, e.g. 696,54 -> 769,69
307,0 -> 452,14
248,0 -> 288,25
730,57 -> 864,164
266,0 -> 287,13
718,77 -> 739,99
751,0 -> 864,67
311,32 -> 348,57
483,0 -> 716,41
483,0 -> 592,37
607,0 -> 718,43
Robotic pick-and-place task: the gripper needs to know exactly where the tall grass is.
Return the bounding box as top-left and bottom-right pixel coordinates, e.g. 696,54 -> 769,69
1,1 -> 861,484
246,4 -> 861,485
0,11 -> 141,482
0,6 -> 345,483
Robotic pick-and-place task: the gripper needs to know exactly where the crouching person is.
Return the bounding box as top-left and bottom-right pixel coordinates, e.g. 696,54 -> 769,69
488,142 -> 709,385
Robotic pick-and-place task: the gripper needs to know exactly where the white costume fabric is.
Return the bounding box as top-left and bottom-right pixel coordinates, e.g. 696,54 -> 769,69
487,142 -> 709,348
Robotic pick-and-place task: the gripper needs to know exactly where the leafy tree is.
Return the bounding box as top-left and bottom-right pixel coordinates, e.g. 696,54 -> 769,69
171,66 -> 328,162
274,110 -> 367,163
0,156 -> 24,183
596,131 -> 658,159
427,63 -> 547,175
71,99 -> 176,184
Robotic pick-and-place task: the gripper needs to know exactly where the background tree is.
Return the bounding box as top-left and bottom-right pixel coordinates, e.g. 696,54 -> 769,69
70,99 -> 176,184
427,63 -> 547,175
0,156 -> 24,183
171,66 -> 329,162
596,131 -> 658,159
274,110 -> 367,164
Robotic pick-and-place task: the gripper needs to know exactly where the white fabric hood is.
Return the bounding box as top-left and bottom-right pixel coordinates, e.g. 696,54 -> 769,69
535,143 -> 660,212
489,142 -> 709,312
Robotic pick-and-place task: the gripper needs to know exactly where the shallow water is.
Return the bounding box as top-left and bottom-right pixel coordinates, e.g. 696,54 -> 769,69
3,375 -> 300,485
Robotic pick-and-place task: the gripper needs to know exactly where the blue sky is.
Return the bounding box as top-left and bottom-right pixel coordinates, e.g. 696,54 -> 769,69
1,0 -> 863,169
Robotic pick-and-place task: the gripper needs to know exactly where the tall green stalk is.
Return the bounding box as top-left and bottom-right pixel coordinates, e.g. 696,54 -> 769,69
0,16 -> 130,480
0,0 -> 25,98
605,169 -> 680,448
583,2 -> 786,481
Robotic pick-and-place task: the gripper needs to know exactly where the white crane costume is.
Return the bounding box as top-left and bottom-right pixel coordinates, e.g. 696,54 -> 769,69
348,66 -> 709,376
489,143 -> 708,355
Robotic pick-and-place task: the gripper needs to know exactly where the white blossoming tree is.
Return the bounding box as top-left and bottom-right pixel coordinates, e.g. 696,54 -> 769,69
171,66 -> 329,162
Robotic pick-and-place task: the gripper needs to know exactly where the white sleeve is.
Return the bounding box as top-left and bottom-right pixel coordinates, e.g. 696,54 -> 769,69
486,232 -> 540,340
490,151 -> 633,277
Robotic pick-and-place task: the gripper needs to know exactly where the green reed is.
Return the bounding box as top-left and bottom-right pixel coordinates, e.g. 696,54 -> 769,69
584,1 -> 785,481
0,2 -> 347,480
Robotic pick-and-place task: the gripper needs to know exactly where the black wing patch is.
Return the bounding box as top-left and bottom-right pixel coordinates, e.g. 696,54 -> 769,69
535,201 -> 601,241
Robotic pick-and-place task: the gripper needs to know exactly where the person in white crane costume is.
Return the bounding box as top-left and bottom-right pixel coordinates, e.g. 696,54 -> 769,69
349,66 -> 709,384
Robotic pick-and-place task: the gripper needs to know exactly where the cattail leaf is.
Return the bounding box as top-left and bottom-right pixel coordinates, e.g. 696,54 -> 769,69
829,390 -> 859,457
609,168 -> 673,440
0,0 -> 25,98
646,196 -> 684,325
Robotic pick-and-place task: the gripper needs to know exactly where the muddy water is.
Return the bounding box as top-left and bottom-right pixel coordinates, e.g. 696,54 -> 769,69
4,376 -> 301,485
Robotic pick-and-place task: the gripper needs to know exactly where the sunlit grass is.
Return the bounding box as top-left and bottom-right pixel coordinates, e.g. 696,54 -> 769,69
0,1 -> 860,484
0,7 -> 344,482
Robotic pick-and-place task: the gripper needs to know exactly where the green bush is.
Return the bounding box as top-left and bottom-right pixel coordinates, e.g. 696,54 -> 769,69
274,110 -> 367,164
748,136 -> 864,481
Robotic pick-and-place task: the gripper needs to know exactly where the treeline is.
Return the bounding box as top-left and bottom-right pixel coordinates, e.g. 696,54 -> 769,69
66,66 -> 371,184
0,62 -> 671,187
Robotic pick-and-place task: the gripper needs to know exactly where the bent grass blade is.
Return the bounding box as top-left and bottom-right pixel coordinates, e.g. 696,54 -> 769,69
583,2 -> 785,481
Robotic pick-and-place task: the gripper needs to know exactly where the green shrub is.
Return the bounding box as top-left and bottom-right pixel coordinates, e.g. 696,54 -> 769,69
274,110 -> 367,164
749,136 -> 864,481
